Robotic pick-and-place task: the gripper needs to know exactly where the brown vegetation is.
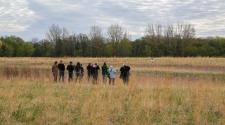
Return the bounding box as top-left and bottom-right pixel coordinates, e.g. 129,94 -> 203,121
0,57 -> 224,124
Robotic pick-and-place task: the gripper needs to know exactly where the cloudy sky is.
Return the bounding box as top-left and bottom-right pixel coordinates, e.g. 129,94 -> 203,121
0,0 -> 225,40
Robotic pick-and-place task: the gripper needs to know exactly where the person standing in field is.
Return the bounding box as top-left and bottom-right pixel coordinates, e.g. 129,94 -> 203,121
108,65 -> 116,85
80,64 -> 84,81
58,60 -> 65,82
120,64 -> 131,85
92,63 -> 100,84
52,61 -> 58,82
102,62 -> 109,83
66,61 -> 74,82
87,63 -> 92,81
74,62 -> 82,83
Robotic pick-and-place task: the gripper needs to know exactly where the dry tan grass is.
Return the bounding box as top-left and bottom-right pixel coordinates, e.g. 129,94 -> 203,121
0,57 -> 224,81
0,78 -> 224,125
0,57 -> 224,124
0,57 -> 225,67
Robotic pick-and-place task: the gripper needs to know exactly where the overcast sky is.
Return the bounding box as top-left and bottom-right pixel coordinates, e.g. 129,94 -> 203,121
0,0 -> 225,40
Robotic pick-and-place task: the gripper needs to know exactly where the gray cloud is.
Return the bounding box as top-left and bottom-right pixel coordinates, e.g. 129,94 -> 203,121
0,0 -> 225,40
0,0 -> 38,32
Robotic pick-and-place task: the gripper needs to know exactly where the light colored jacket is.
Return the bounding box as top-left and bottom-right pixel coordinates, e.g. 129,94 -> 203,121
108,67 -> 116,79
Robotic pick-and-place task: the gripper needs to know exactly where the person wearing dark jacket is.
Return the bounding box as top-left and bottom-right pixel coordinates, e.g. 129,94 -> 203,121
102,62 -> 109,83
74,62 -> 82,83
120,64 -> 131,85
67,61 -> 74,82
92,63 -> 100,84
87,63 -> 92,81
58,60 -> 65,82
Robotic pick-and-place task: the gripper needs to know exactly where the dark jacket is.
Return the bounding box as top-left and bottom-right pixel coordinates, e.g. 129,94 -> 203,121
75,64 -> 82,74
67,64 -> 74,73
87,64 -> 92,75
120,65 -> 130,78
102,64 -> 109,75
58,63 -> 65,71
92,65 -> 100,76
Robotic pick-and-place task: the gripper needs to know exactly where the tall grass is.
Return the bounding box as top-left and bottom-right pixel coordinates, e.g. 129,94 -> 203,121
0,57 -> 224,124
0,78 -> 224,124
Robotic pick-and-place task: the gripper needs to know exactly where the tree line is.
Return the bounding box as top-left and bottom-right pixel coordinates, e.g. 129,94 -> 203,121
0,24 -> 225,57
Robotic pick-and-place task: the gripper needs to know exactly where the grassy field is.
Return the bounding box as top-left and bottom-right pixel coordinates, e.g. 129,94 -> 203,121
0,57 -> 224,124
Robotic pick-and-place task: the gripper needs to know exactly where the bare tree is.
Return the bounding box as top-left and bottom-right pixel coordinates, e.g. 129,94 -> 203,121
89,25 -> 105,56
156,25 -> 163,38
183,24 -> 195,39
146,24 -> 163,38
89,25 -> 103,40
107,24 -> 126,56
107,24 -> 124,43
46,24 -> 69,56
62,27 -> 69,40
164,25 -> 174,38
165,23 -> 195,56
145,24 -> 155,37
146,23 -> 195,39
46,24 -> 62,43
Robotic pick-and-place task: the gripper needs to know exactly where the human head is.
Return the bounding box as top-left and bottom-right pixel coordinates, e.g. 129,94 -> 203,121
70,61 -> 72,64
54,61 -> 58,64
60,60 -> 63,63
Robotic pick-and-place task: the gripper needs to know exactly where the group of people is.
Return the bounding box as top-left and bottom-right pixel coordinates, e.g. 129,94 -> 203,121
52,60 -> 84,82
52,60 -> 131,85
